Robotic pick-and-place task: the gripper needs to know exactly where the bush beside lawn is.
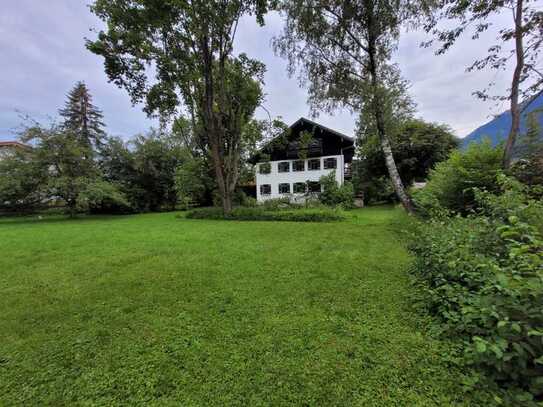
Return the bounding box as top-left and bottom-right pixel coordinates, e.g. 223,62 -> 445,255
185,206 -> 345,222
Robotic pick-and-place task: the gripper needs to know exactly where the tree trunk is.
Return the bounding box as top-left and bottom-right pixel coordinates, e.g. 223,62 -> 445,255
67,199 -> 77,218
503,0 -> 525,169
366,25 -> 415,215
222,191 -> 233,214
380,134 -> 415,213
209,138 -> 234,215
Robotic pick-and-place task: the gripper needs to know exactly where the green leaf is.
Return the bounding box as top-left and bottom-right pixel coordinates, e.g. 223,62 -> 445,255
475,341 -> 487,353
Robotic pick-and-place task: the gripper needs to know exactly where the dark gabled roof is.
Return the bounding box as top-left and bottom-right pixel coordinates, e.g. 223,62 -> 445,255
249,117 -> 354,164
290,117 -> 354,144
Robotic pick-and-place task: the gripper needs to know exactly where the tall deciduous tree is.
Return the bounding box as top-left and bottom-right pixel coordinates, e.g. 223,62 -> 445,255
274,0 -> 421,213
87,0 -> 272,214
425,0 -> 543,168
59,81 -> 106,150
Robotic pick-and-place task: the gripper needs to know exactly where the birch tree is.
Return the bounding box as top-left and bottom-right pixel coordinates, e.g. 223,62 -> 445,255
274,0 -> 422,213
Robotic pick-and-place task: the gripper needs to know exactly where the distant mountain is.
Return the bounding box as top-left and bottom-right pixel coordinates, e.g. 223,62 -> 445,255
462,92 -> 543,148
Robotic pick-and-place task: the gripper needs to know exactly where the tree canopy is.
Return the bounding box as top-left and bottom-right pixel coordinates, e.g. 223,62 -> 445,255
87,0 -> 273,213
358,119 -> 459,183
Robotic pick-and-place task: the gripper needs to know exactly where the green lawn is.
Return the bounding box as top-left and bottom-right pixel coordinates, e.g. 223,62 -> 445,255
0,208 -> 490,405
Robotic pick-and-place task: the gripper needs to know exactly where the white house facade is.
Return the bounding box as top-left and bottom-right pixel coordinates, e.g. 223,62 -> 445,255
251,118 -> 355,203
256,155 -> 345,201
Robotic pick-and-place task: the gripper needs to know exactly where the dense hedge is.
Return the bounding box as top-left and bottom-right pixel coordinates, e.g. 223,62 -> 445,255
408,176 -> 543,405
184,206 -> 344,222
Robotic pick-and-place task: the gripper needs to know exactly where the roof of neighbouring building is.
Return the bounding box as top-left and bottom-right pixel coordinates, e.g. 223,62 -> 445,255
0,141 -> 31,149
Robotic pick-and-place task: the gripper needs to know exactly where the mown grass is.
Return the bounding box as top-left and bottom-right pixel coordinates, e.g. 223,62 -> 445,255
0,207 -> 492,405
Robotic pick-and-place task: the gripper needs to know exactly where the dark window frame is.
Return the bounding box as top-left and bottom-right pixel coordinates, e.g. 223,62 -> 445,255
260,184 -> 272,195
278,183 -> 291,194
308,159 -> 321,171
292,160 -> 305,172
307,182 -> 321,193
323,157 -> 337,170
278,161 -> 290,173
293,182 -> 306,194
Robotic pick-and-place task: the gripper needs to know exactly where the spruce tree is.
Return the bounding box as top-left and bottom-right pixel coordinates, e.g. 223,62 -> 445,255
59,81 -> 105,149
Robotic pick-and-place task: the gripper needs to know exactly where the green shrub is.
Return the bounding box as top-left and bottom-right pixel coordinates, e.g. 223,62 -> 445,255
185,206 -> 344,222
77,180 -> 133,214
409,176 -> 543,404
318,172 -> 355,208
413,140 -> 502,216
509,152 -> 543,200
261,197 -> 293,210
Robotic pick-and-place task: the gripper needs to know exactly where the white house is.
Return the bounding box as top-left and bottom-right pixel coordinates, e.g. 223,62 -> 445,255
0,141 -> 30,160
251,118 -> 355,202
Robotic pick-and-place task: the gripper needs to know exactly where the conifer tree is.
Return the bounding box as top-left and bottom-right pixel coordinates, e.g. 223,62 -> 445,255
59,81 -> 105,149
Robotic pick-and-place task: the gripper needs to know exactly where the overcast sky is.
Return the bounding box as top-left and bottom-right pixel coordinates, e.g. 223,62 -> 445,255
0,1 -> 523,142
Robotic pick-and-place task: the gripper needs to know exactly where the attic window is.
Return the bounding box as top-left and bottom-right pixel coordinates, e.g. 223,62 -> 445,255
307,139 -> 322,155
287,141 -> 299,158
287,139 -> 322,157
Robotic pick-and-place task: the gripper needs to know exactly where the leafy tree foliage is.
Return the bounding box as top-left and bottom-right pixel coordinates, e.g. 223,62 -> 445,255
77,179 -> 132,214
425,0 -> 543,168
19,125 -> 111,216
100,131 -> 189,212
0,149 -> 48,213
318,172 -> 354,208
3,124 -> 128,217
23,125 -> 99,216
356,119 -> 458,202
87,0 -> 272,214
413,141 -> 503,216
273,0 -> 429,213
59,81 -> 105,150
175,154 -> 214,209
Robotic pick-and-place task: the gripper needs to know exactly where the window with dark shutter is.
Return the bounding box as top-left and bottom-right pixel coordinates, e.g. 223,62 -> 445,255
308,159 -> 321,171
278,183 -> 290,194
292,160 -> 305,172
324,157 -> 337,169
260,184 -> 271,195
278,162 -> 290,173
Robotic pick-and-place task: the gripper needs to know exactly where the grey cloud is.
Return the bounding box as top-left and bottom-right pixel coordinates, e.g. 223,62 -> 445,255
0,1 -> 522,142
